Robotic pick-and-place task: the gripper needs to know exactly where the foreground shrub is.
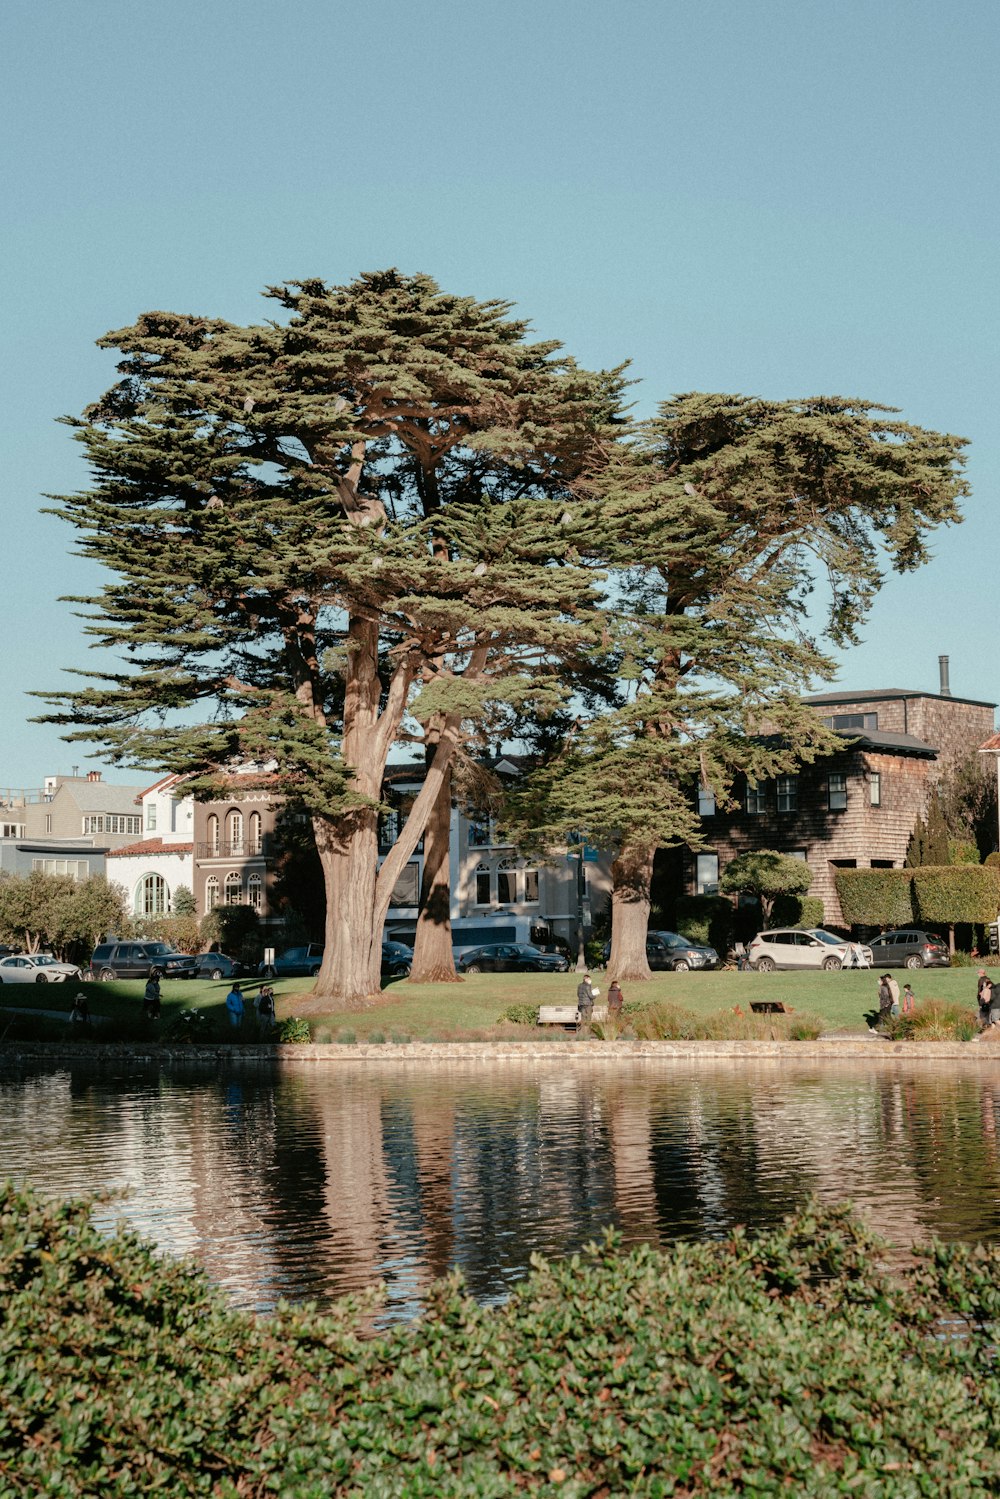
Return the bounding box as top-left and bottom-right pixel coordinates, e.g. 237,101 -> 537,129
4,1184 -> 1000,1496
276,1015 -> 311,1043
884,997 -> 980,1042
497,1002 -> 540,1025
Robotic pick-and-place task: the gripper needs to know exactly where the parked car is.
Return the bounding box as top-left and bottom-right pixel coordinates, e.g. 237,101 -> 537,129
90,941 -> 197,981
748,928 -> 874,972
601,930 -> 720,972
193,952 -> 245,980
0,953 -> 82,984
458,943 -> 569,974
381,940 -> 413,978
271,943 -> 325,978
866,929 -> 950,970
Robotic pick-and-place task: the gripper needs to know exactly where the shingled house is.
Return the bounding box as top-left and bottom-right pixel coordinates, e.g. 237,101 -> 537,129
683,674 -> 996,927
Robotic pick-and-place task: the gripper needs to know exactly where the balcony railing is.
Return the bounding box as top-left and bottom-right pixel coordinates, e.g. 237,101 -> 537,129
196,838 -> 268,859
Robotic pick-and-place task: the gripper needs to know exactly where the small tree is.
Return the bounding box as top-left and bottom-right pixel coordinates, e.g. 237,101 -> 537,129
0,872 -> 77,954
172,885 -> 197,917
720,851 -> 813,926
200,906 -> 263,968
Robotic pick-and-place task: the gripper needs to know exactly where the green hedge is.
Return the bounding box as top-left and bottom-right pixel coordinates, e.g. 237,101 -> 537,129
674,894 -> 734,951
770,893 -> 824,929
6,1183 -> 1000,1496
834,868 -> 915,926
912,864 -> 1000,925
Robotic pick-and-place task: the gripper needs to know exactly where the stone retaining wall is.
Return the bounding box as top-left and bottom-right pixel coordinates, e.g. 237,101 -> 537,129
1,1038 -> 998,1065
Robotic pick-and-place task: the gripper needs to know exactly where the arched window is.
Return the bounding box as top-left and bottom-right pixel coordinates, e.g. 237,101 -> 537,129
497,858 -> 517,905
224,871 -> 242,905
523,868 -> 539,904
207,814 -> 220,855
475,862 -> 492,905
138,873 -> 166,916
227,809 -> 244,854
249,812 -> 262,854
205,876 -> 219,912
247,873 -> 262,911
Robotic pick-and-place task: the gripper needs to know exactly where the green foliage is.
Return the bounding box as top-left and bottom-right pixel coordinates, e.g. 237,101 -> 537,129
134,913 -> 201,953
497,1003 -> 541,1025
912,864 -> 1000,926
906,787 -> 951,866
674,894 -> 734,951
171,884 -> 197,916
7,1182 -> 1000,1496
629,1001 -> 824,1041
276,1015 -> 311,1043
834,868 -> 916,927
719,850 -> 812,923
949,838 -> 981,865
770,893 -> 825,929
0,871 -> 129,958
884,997 -> 980,1041
200,904 -> 263,966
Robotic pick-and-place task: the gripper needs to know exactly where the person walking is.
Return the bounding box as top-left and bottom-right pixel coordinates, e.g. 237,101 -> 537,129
142,975 -> 161,1020
69,992 -> 91,1029
576,972 -> 598,1024
607,980 -> 624,1018
255,983 -> 276,1032
977,971 -> 993,1029
225,982 -> 245,1031
901,983 -> 916,1015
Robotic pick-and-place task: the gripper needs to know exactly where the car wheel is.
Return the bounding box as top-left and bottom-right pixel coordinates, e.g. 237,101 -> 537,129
35,974 -> 48,983
905,954 -> 924,969
822,956 -> 843,971
100,968 -> 116,982
672,959 -> 691,972
464,963 -> 482,974
309,965 -> 321,977
210,967 -> 224,980
393,964 -> 411,978
755,956 -> 776,973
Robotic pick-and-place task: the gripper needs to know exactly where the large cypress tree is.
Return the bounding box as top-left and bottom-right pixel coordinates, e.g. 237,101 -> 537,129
40,271 -> 625,1005
507,393 -> 968,979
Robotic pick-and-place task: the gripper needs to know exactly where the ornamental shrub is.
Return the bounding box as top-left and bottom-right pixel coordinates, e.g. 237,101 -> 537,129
674,895 -> 734,952
913,864 -> 1000,926
276,1015 -> 311,1044
5,1183 -> 1000,1496
770,893 -> 824,929
498,1003 -> 540,1026
834,868 -> 915,927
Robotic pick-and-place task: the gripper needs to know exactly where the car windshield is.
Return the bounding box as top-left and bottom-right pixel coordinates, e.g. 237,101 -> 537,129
515,945 -> 542,956
144,944 -> 172,956
808,930 -> 846,946
925,934 -> 945,945
33,955 -> 58,965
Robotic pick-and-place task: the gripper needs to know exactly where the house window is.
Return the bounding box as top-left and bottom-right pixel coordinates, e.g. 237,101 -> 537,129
146,803 -> 157,832
205,876 -> 219,911
698,787 -> 716,817
869,772 -> 881,807
823,713 -> 878,731
475,863 -> 492,905
228,810 -> 244,854
247,873 -> 262,911
696,853 -> 719,896
207,815 -> 220,854
745,782 -> 767,815
32,857 -> 88,880
224,872 -> 242,905
468,816 -> 493,847
523,869 -> 539,904
128,816 -> 141,835
497,860 -> 517,904
828,773 -> 848,811
249,812 -> 262,854
389,862 -> 420,908
776,776 -> 797,814
139,874 -> 166,916
45,814 -> 52,833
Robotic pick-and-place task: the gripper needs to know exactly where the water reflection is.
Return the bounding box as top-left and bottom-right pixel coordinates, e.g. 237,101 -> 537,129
3,1058 -> 1000,1319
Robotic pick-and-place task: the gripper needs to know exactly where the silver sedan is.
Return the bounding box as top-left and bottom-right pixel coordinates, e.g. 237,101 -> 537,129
0,954 -> 83,984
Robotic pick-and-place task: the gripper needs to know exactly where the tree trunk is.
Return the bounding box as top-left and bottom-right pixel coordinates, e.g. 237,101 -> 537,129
314,809 -> 383,1006
608,841 -> 655,981
410,747 -> 461,984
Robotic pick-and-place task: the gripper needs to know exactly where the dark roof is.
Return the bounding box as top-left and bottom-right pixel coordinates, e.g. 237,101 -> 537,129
838,729 -> 936,759
806,687 -> 996,709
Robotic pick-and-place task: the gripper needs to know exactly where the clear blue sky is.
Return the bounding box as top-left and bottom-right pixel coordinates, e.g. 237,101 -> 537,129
2,0 -> 997,788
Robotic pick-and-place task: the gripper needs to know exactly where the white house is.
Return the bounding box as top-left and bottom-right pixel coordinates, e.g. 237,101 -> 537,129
105,775 -> 195,918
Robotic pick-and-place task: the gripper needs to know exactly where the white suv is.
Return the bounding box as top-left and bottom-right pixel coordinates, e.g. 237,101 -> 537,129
747,928 -> 873,972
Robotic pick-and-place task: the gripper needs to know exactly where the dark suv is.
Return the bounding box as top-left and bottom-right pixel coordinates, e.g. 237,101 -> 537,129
866,929 -> 950,969
90,941 -> 197,981
601,930 -> 719,971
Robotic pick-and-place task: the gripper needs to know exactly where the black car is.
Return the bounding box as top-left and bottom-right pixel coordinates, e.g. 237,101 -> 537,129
381,940 -> 413,978
193,952 -> 245,980
271,943 -> 325,978
90,941 -> 197,980
601,930 -> 719,972
458,943 -> 569,974
866,929 -> 951,969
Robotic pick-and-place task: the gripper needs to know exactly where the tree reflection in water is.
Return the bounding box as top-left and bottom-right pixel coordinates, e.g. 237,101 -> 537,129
4,1059 -> 1000,1321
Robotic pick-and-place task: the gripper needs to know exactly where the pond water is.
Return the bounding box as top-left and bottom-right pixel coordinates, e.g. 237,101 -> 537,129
4,1056 -> 1000,1322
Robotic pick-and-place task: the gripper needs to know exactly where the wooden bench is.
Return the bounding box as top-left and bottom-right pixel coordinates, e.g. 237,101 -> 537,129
750,1001 -> 790,1015
538,1004 -> 609,1028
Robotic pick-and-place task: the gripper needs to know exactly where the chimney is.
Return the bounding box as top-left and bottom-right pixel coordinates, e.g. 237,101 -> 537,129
86,770 -> 102,782
939,655 -> 951,697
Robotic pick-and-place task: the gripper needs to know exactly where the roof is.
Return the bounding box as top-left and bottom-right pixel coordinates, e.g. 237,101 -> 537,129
980,731 -> 1000,753
54,781 -> 150,814
107,838 -> 194,858
134,773 -> 187,803
806,687 -> 996,709
840,729 -> 936,759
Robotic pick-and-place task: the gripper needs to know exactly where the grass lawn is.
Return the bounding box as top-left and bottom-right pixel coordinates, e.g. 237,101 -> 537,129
3,962 -> 989,1042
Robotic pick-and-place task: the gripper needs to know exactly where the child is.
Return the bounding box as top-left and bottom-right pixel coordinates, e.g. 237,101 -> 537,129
901,983 -> 915,1015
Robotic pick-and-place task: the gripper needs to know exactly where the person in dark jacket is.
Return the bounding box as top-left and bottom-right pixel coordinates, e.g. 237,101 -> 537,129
576,973 -> 598,1023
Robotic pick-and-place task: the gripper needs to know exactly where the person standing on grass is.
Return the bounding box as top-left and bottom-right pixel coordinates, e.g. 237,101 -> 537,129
142,975 -> 161,1020
576,972 -> 598,1024
608,980 -> 624,1018
225,982 -> 244,1031
977,971 -> 993,1029
901,983 -> 916,1015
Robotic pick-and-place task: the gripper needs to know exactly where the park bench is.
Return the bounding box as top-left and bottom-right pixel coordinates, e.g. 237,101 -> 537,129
538,1004 -> 609,1029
